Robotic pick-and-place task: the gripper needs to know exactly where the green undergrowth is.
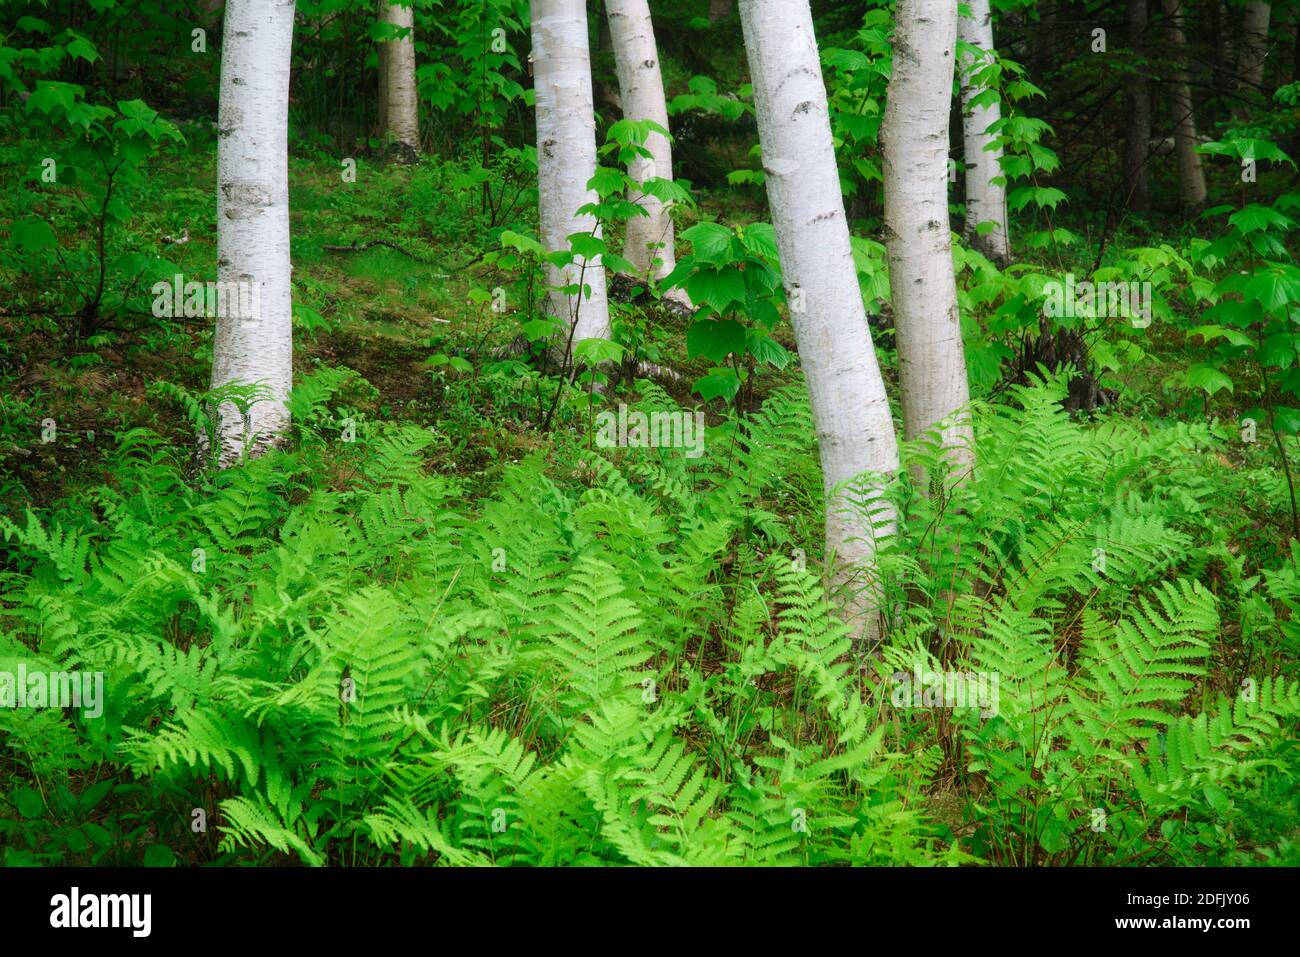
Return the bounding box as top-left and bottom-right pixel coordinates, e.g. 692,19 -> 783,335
0,370 -> 1296,866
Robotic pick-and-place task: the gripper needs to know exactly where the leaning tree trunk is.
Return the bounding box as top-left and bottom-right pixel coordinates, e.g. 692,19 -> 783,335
605,0 -> 679,281
1161,0 -> 1208,208
739,0 -> 902,644
957,0 -> 1010,264
883,0 -> 975,476
209,0 -> 295,467
376,1 -> 420,161
532,0 -> 611,355
1123,0 -> 1152,211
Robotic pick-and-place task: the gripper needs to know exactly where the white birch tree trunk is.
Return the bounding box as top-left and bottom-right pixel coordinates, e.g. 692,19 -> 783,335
1240,2 -> 1272,93
1161,0 -> 1209,207
605,0 -> 678,282
377,1 -> 420,161
957,0 -> 1010,264
532,0 -> 611,354
883,0 -> 975,475
209,0 -> 295,467
739,0 -> 901,643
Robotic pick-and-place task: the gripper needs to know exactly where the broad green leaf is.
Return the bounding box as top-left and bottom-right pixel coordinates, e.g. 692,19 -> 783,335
1229,204 -> 1295,234
574,337 -> 625,365
15,787 -> 44,819
1187,325 -> 1255,348
66,37 -> 98,63
739,222 -> 779,261
687,318 -> 748,361
568,232 -> 607,260
747,330 -> 790,369
680,222 -> 733,263
1184,363 -> 1234,396
686,266 -> 747,314
693,369 -> 741,402
26,80 -> 80,116
499,230 -> 545,257
1259,333 -> 1298,369
1274,407 -> 1300,434
11,217 -> 56,252
1243,266 -> 1300,312
143,844 -> 176,867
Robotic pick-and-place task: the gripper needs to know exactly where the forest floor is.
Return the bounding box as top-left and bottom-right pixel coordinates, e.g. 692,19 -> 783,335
5,137 -> 785,505
0,136 -> 1230,505
2,134 -> 1299,867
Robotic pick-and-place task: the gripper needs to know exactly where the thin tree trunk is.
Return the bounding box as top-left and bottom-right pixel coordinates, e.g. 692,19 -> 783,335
1123,0 -> 1151,211
1285,11 -> 1300,86
605,0 -> 679,282
957,0 -> 1010,264
709,0 -> 733,24
1033,0 -> 1057,77
739,0 -> 901,644
532,0 -> 611,351
1221,1 -> 1236,67
1294,7 -> 1300,82
376,1 -> 420,161
1209,0 -> 1232,98
883,0 -> 975,475
210,0 -> 296,466
1161,0 -> 1208,208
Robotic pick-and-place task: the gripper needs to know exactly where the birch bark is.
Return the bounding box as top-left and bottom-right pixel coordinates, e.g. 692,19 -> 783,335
739,0 -> 902,642
532,0 -> 611,352
883,0 -> 975,475
1240,3 -> 1272,94
377,1 -> 420,160
1161,0 -> 1208,207
605,0 -> 678,281
209,0 -> 296,466
957,0 -> 1010,263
